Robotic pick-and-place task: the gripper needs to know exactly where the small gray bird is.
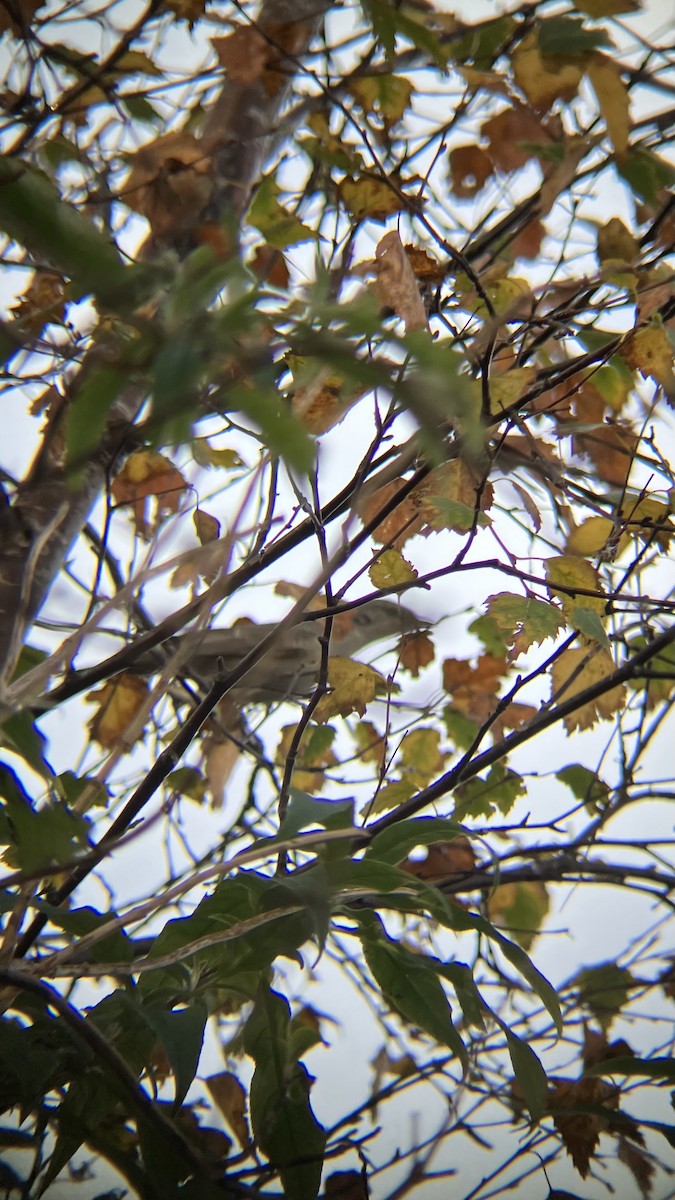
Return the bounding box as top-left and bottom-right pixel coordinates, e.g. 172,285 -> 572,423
134,599 -> 422,703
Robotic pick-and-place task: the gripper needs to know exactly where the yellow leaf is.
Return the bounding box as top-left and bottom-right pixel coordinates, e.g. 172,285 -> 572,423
350,74 -> 413,126
565,516 -> 630,557
399,727 -> 446,788
587,53 -> 630,159
112,450 -> 188,538
512,33 -> 583,112
621,495 -> 674,548
276,723 -> 337,794
487,880 -> 549,950
489,366 -> 535,414
369,548 -> 418,589
622,323 -> 675,397
546,554 -> 606,616
595,217 -> 638,266
551,647 -> 626,731
314,657 -> 386,722
338,175 -> 404,220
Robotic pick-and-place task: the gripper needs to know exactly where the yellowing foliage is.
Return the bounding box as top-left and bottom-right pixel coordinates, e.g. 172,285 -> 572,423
551,647 -> 626,730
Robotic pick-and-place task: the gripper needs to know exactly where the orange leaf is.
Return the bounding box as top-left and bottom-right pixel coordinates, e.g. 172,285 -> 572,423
442,655 -> 508,724
400,837 -> 475,881
112,450 -> 187,538
399,631 -> 435,677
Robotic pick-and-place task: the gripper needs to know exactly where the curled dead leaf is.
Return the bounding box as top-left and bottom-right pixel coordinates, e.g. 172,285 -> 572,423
87,674 -> 149,750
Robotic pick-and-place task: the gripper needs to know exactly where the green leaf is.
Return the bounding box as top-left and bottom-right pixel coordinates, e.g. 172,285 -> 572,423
245,983 -> 326,1200
365,816 -> 470,865
248,176 -> 315,249
571,606 -> 609,648
121,93 -> 162,124
451,15 -> 517,67
233,383 -> 315,474
0,764 -> 90,872
497,1017 -> 549,1121
537,15 -> 611,54
1,711 -> 53,780
167,766 -> 208,803
142,1002 -> 207,1108
438,961 -> 487,1030
584,1055 -> 675,1081
37,903 -> 134,964
453,765 -> 525,820
617,148 -> 675,206
442,705 -> 479,750
360,913 -> 468,1069
483,592 -> 566,652
576,961 -> 634,1030
277,790 -> 355,840
556,763 -> 610,810
66,361 -> 129,465
0,158 -> 133,309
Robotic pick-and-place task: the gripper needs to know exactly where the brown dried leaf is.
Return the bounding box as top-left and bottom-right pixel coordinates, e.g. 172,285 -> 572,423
415,458 -> 493,534
368,231 -> 428,332
448,144 -> 494,199
251,243 -> 290,288
482,104 -> 552,173
194,508 -> 221,545
87,674 -> 149,750
212,27 -> 271,86
10,271 -> 66,337
508,218 -> 546,261
203,736 -> 241,807
0,0 -> 44,34
206,1071 -> 249,1149
123,132 -> 213,238
324,1171 -> 369,1200
549,1076 -> 616,1178
402,244 -> 446,284
490,701 -> 537,741
618,1138 -> 655,1198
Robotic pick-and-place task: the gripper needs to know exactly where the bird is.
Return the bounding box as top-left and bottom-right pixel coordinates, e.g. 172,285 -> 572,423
131,598 -> 423,703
